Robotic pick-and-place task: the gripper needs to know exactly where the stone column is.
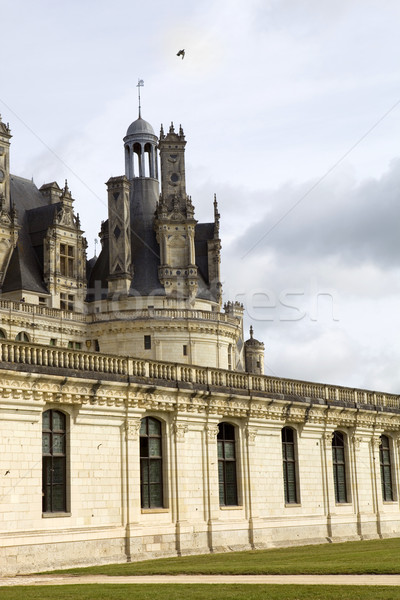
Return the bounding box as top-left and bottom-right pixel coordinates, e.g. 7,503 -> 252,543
350,434 -> 363,538
322,431 -> 334,539
370,435 -> 383,537
124,416 -> 142,560
171,419 -> 189,555
204,422 -> 220,551
244,424 -> 257,548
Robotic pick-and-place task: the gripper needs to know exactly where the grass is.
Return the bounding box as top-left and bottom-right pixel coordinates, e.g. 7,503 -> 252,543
48,537 -> 400,576
1,586 -> 400,600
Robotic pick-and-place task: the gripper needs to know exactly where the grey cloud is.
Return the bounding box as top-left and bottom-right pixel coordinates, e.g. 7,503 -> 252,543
234,160 -> 400,269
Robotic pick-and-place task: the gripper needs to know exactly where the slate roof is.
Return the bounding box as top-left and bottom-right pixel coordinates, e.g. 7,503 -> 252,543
2,176 -> 51,294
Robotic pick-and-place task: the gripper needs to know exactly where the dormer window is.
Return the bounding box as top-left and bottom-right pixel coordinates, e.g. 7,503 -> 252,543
60,244 -> 74,277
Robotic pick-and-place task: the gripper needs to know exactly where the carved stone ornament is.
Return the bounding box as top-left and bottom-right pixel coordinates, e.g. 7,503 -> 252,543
206,424 -> 219,442
126,418 -> 141,440
322,432 -> 333,445
246,426 -> 257,444
370,436 -> 382,451
173,422 -> 188,441
352,435 -> 363,451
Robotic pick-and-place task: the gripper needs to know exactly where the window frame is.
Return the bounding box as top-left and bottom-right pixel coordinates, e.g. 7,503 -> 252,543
59,243 -> 74,278
140,416 -> 164,509
332,430 -> 348,504
380,434 -> 394,502
217,422 -> 239,507
282,426 -> 299,505
42,409 -> 68,514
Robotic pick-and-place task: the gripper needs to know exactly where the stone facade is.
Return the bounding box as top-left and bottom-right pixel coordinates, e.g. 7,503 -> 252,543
0,112 -> 399,575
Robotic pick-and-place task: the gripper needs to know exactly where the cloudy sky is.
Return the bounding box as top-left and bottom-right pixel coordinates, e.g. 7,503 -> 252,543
2,0 -> 400,393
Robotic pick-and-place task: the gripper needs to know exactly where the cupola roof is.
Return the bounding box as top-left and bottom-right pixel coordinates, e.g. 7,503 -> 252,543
126,117 -> 156,137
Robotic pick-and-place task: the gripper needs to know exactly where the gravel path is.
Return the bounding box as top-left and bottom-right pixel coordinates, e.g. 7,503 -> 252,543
1,574 -> 400,586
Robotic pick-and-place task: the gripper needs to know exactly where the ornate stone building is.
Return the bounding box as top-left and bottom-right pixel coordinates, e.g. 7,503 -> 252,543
0,112 -> 399,575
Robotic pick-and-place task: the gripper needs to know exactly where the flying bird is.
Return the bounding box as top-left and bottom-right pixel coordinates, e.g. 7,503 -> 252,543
177,49 -> 185,59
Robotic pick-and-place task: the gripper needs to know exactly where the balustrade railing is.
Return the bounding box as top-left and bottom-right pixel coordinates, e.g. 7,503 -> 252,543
0,339 -> 399,411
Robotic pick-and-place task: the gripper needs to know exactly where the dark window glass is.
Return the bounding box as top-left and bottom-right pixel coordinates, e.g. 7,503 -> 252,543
42,409 -> 67,513
217,422 -> 238,506
140,417 -> 163,508
282,427 -> 298,504
144,335 -> 151,350
332,431 -> 348,503
380,435 -> 394,502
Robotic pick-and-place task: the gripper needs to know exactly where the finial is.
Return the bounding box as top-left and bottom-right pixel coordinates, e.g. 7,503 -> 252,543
94,238 -> 98,257
137,79 -> 144,118
64,179 -> 69,192
160,124 -> 164,139
169,122 -> 175,133
179,124 -> 184,137
250,325 -> 254,339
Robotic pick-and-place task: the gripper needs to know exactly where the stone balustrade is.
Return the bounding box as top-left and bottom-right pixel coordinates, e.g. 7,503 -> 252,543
0,339 -> 399,410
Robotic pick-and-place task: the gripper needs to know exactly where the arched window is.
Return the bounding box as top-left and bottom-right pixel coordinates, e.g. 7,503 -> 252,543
140,417 -> 163,508
217,422 -> 238,506
332,431 -> 348,503
380,435 -> 394,502
15,331 -> 29,342
282,427 -> 298,504
42,410 -> 67,513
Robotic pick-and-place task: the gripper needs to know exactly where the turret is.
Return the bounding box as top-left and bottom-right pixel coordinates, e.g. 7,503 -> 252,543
244,326 -> 265,374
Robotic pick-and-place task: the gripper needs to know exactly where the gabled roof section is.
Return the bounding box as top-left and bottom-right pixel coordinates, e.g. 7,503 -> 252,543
2,176 -> 50,294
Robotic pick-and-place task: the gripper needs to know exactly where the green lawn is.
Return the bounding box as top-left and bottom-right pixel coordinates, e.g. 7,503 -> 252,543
50,538 -> 400,576
1,585 -> 400,600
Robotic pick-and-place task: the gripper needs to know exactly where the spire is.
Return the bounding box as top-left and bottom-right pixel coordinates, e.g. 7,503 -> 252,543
250,325 -> 254,339
137,79 -> 144,118
213,194 -> 220,238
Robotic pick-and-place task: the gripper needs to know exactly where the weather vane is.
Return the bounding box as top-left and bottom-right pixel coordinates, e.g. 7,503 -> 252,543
137,79 -> 144,118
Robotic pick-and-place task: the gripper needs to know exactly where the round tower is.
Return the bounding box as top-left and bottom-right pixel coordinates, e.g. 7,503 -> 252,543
244,326 -> 265,375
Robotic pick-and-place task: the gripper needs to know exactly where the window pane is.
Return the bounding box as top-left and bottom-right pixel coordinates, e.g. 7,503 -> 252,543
141,484 -> 149,508
140,419 -> 147,436
149,483 -> 162,507
52,411 -> 65,431
226,483 -> 238,505
224,441 -> 235,460
42,432 -> 51,454
52,434 -> 65,454
225,461 -> 236,484
52,457 -> 65,485
140,437 -> 148,458
52,485 -> 65,512
149,438 -> 161,457
140,460 -> 149,484
217,441 -> 223,459
148,418 -> 161,436
149,460 -> 162,483
42,411 -> 50,430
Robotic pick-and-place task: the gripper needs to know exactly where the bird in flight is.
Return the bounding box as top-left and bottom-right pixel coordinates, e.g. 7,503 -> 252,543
177,49 -> 185,59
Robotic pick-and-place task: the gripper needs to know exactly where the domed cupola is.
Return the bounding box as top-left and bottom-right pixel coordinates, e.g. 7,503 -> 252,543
123,116 -> 158,180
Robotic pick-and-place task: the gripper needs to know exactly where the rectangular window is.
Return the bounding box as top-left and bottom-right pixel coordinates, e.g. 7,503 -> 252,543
60,244 -> 74,277
183,345 -> 188,356
282,427 -> 298,504
42,409 -> 67,513
332,431 -> 348,503
68,341 -> 81,350
39,296 -> 47,305
49,338 -> 57,346
60,293 -> 74,311
140,417 -> 163,509
217,422 -> 238,506
380,435 -> 394,502
144,335 -> 151,350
